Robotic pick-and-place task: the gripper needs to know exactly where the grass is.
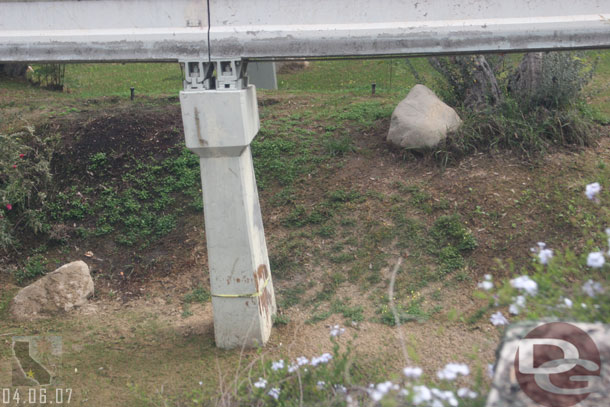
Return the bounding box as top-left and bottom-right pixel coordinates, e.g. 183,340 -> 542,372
63,63 -> 183,98
277,58 -> 438,96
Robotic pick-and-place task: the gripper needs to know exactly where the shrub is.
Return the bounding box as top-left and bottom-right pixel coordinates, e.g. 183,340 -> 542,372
509,52 -> 595,110
29,64 -> 66,91
428,52 -> 599,164
0,127 -> 56,250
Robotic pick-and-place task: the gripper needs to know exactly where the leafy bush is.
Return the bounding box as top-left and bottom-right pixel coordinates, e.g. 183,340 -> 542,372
428,52 -> 599,164
0,127 -> 56,250
29,64 -> 66,91
510,52 -> 595,110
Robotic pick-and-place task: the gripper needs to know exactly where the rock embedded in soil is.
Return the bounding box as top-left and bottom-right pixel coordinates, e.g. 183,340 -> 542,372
387,84 -> 462,149
9,261 -> 94,321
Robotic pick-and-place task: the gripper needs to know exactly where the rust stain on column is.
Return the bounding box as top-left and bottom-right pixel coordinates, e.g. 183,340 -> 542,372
254,264 -> 271,315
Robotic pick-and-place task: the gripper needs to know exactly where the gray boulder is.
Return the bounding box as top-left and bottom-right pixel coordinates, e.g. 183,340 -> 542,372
387,84 -> 462,149
9,261 -> 94,321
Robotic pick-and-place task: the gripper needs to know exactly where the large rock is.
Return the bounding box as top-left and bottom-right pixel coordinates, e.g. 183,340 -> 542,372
9,261 -> 94,321
387,84 -> 462,149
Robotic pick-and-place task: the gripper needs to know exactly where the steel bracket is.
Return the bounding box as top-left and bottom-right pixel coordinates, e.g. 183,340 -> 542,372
181,59 -> 249,91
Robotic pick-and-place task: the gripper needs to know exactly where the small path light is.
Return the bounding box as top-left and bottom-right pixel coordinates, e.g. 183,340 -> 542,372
130,87 -> 135,101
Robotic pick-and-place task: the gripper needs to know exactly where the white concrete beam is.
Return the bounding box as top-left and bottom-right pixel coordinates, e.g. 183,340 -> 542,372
1,0 -> 609,62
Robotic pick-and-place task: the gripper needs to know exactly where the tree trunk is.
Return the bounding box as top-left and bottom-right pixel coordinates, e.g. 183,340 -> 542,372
508,52 -> 544,100
428,55 -> 503,111
463,55 -> 503,110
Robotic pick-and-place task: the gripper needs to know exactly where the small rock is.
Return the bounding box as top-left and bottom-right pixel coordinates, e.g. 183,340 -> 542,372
9,261 -> 94,321
387,84 -> 462,149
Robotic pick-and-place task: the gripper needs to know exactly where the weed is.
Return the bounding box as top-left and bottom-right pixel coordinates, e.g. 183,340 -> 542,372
272,314 -> 290,326
13,254 -> 47,285
430,214 -> 477,252
88,152 -> 108,172
324,136 -> 355,156
183,286 -> 211,304
315,224 -> 335,238
278,284 -> 305,308
331,300 -> 364,322
306,311 -> 332,324
181,305 -> 193,318
438,246 -> 465,275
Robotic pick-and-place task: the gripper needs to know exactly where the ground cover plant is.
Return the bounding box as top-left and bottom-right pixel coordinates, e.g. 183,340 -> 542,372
0,51 -> 609,406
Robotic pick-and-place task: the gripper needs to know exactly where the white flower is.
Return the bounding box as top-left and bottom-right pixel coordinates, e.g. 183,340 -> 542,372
538,248 -> 553,265
369,381 -> 395,401
484,274 -> 492,281
412,385 -> 432,405
515,295 -> 526,307
487,363 -> 495,379
490,311 -> 509,326
563,298 -> 573,308
582,279 -> 604,298
587,252 -> 605,268
254,377 -> 267,389
330,325 -> 345,337
509,295 -> 526,315
271,359 -> 284,371
287,363 -> 298,373
316,381 -> 325,390
457,387 -> 478,399
369,390 -> 383,401
310,353 -> 332,366
268,387 -> 280,400
585,182 -> 601,200
403,366 -> 423,379
477,280 -> 494,291
199,381 -> 203,386
399,388 -> 409,397
296,356 -> 309,366
437,363 -> 470,380
510,275 -> 538,296
431,388 -> 458,406
377,381 -> 394,393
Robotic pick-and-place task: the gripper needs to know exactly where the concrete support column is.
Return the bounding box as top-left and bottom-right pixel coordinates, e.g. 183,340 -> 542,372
179,85 -> 276,349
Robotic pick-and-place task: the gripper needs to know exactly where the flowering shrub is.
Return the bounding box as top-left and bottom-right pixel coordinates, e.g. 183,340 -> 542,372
175,324 -> 488,407
476,182 -> 609,327
0,127 -> 55,250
